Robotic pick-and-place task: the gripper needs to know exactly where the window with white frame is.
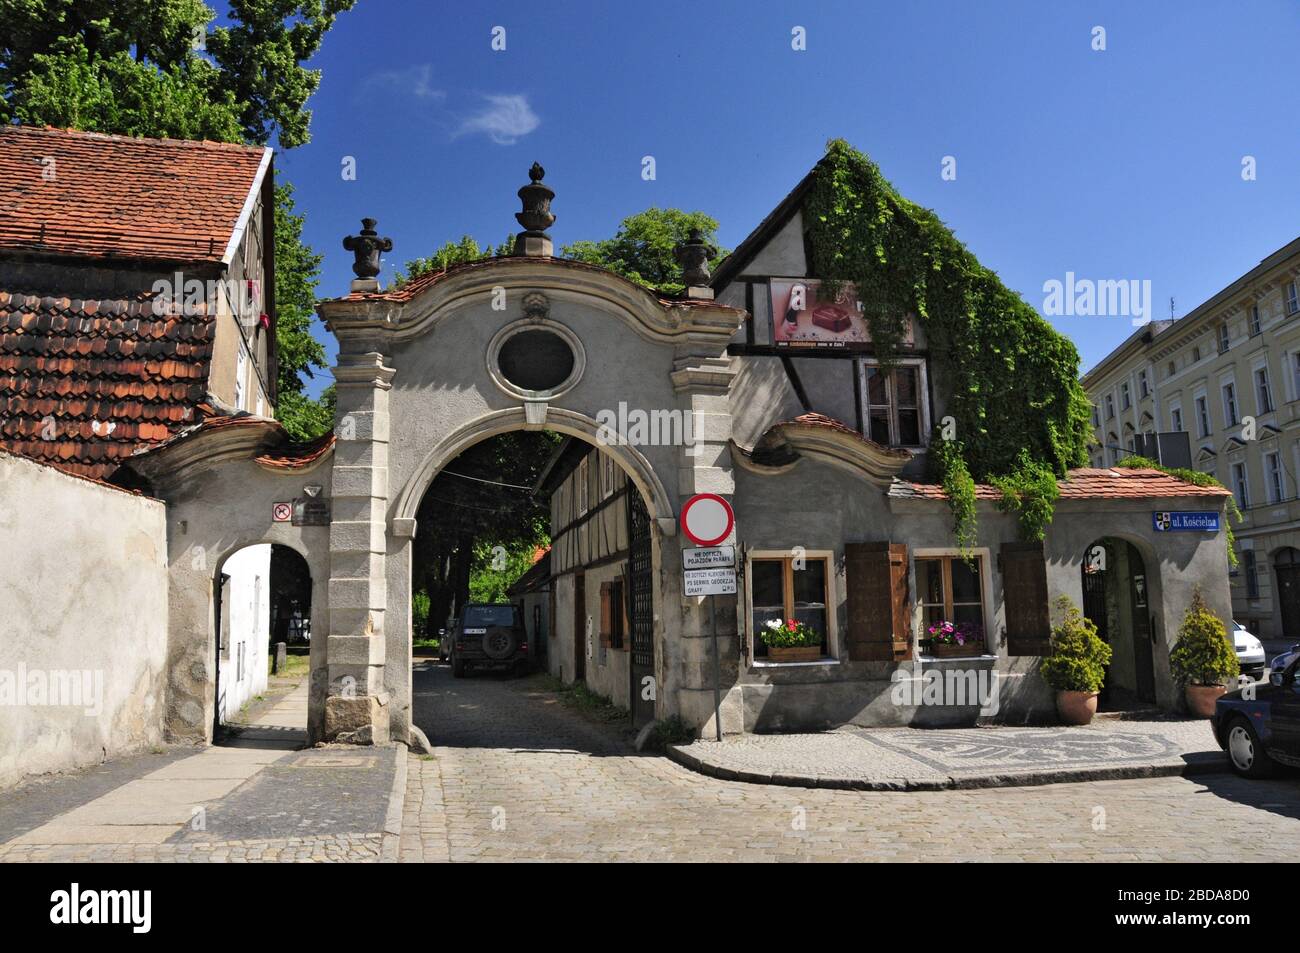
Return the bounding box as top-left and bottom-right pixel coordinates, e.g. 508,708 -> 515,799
859,360 -> 925,448
1120,382 -> 1131,410
1222,381 -> 1238,427
748,552 -> 833,661
1195,394 -> 1211,437
1265,451 -> 1285,504
234,345 -> 247,411
1091,404 -> 1100,427
1249,304 -> 1262,336
1138,369 -> 1149,398
1105,394 -> 1115,419
601,452 -> 616,499
1291,352 -> 1300,403
1192,345 -> 1202,363
1232,462 -> 1250,509
576,456 -> 589,515
1255,365 -> 1274,414
1167,360 -> 1176,378
1287,281 -> 1299,316
1170,405 -> 1183,432
1218,322 -> 1231,353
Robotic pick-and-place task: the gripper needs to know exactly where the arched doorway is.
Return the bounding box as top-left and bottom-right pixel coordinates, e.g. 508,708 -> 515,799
1273,547 -> 1300,638
1081,537 -> 1156,707
406,427 -> 662,735
213,542 -> 314,740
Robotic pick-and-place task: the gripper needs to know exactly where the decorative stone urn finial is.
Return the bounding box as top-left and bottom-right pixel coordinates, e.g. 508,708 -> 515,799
342,218 -> 393,292
513,163 -> 555,257
675,227 -> 717,298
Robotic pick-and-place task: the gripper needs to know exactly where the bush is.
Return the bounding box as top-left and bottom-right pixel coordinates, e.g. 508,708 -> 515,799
1040,596 -> 1112,693
1169,589 -> 1240,687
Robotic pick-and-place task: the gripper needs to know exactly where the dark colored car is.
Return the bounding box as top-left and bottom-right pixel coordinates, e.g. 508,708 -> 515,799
1212,654 -> 1300,777
450,603 -> 529,678
1268,642 -> 1299,678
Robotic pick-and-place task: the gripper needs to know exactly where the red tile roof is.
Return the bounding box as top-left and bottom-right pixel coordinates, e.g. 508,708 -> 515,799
0,125 -> 269,264
897,466 -> 1232,502
255,430 -> 336,470
0,289 -> 214,479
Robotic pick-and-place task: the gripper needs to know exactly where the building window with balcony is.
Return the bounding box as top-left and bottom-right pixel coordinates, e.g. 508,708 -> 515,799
1249,304 -> 1262,336
1218,322 -> 1231,353
859,360 -> 925,448
1222,381 -> 1238,427
1265,451 -> 1285,504
1255,366 -> 1274,414
1286,281 -> 1299,316
1232,462 -> 1250,509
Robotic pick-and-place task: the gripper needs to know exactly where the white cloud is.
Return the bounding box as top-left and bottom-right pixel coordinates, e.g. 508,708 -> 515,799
361,64 -> 445,101
455,94 -> 540,145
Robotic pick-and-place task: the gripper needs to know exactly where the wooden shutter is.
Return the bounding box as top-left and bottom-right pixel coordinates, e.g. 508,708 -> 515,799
1001,541 -> 1052,655
845,542 -> 912,661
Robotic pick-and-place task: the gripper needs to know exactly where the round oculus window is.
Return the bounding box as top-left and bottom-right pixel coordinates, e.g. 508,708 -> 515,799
496,328 -> 575,393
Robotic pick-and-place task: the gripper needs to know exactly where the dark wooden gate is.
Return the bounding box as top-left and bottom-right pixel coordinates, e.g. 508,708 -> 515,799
1129,548 -> 1156,703
627,490 -> 655,728
1275,549 -> 1300,638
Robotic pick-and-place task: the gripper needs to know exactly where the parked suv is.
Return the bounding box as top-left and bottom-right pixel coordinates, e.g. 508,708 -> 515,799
451,603 -> 529,678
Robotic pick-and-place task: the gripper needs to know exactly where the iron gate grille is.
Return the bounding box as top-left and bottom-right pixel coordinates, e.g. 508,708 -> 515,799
628,490 -> 654,670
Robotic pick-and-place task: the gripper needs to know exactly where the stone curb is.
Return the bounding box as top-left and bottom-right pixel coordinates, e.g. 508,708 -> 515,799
665,744 -> 1230,792
380,744 -> 408,862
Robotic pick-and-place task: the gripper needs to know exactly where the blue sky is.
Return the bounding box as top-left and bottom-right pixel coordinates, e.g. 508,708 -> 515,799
244,0 -> 1300,399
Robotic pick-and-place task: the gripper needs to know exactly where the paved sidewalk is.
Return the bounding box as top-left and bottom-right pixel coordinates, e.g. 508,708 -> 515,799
0,680 -> 401,863
668,717 -> 1229,790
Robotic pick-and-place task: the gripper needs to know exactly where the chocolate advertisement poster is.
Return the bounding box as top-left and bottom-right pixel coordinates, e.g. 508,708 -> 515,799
768,278 -> 912,349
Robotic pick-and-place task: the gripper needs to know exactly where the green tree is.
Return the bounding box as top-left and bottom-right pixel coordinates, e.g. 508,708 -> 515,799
562,207 -> 727,296
0,0 -> 352,440
394,234 -> 516,286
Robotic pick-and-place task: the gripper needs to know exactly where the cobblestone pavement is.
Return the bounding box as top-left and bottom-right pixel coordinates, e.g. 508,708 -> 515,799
406,662 -> 1300,861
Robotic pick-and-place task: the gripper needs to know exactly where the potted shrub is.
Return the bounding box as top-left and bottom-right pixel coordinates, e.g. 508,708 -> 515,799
1169,589 -> 1240,717
925,621 -> 985,657
1040,596 -> 1112,725
760,618 -> 822,662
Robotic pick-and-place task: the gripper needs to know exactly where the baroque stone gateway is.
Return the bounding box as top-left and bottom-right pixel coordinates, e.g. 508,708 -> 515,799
108,157 -> 1235,747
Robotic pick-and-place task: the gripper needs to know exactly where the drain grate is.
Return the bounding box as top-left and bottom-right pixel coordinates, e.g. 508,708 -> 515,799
289,755 -> 379,769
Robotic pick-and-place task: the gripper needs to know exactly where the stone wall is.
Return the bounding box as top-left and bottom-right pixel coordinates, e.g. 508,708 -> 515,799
0,451 -> 169,788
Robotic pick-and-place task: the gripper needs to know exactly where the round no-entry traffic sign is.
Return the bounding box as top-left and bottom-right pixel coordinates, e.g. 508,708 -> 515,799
680,493 -> 734,546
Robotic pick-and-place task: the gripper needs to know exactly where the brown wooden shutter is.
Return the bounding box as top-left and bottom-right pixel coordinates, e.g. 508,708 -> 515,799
1001,541 -> 1052,655
845,542 -> 912,661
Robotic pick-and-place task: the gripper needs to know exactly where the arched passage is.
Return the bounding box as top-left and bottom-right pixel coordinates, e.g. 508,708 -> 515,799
1081,536 -> 1158,707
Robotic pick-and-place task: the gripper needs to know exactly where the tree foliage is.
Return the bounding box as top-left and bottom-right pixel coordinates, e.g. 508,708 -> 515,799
394,234 -> 515,286
562,207 -> 728,296
0,0 -> 350,440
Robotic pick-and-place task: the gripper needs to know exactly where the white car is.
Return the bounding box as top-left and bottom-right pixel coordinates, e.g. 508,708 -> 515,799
1231,621 -> 1266,680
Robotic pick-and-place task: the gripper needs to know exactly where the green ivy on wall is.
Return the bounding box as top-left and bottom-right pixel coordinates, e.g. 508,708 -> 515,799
804,140 -> 1092,541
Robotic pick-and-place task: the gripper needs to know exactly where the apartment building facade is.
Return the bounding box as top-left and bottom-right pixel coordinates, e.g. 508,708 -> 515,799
1082,237 -> 1300,639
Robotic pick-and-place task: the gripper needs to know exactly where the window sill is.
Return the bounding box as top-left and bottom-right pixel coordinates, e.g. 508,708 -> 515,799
750,657 -> 841,669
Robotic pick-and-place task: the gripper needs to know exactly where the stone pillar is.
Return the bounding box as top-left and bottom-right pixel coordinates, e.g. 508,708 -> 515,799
670,353 -> 744,736
324,349 -> 394,744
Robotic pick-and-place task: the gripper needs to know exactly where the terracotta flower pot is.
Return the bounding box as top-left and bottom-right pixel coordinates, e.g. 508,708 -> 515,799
1185,683 -> 1226,718
1056,690 -> 1099,725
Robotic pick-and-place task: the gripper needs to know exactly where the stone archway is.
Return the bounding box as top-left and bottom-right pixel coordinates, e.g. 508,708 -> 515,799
317,243 -> 745,745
